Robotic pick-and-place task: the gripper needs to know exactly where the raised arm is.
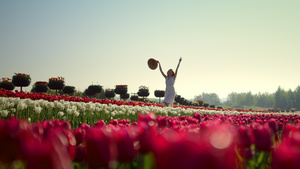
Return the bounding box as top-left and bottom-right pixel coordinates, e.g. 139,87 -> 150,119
157,61 -> 166,78
174,57 -> 182,80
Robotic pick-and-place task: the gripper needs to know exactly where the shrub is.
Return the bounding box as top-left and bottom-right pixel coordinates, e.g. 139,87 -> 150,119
130,95 -> 139,101
120,93 -> 130,100
203,102 -> 209,108
104,89 -> 115,99
34,81 -> 48,93
88,85 -> 102,94
63,86 -> 75,95
197,100 -> 204,106
154,90 -> 165,97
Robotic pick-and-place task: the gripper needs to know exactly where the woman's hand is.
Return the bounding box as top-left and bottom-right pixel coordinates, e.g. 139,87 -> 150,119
157,60 -> 166,78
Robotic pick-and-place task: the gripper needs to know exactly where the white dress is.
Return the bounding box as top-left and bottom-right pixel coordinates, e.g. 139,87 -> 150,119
162,76 -> 175,107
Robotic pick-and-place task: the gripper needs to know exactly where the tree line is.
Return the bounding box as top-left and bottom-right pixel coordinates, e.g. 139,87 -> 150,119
194,86 -> 300,110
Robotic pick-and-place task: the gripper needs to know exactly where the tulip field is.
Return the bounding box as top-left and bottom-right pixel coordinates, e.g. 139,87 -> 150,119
1,89 -> 300,169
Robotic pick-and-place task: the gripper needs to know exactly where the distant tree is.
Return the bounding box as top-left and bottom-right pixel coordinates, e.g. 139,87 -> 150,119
287,89 -> 295,109
274,87 -> 288,109
224,92 -> 237,106
223,86 -> 300,109
237,93 -> 247,106
255,92 -> 274,108
294,86 -> 300,110
224,92 -> 250,107
73,90 -> 84,97
245,92 -> 254,106
194,92 -> 221,106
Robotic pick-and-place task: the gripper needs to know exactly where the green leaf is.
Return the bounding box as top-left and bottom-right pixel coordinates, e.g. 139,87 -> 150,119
257,151 -> 265,164
143,153 -> 154,169
247,158 -> 256,169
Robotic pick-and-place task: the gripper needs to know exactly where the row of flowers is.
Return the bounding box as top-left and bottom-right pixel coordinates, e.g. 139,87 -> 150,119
0,89 -> 287,114
1,89 -> 300,168
1,111 -> 300,169
1,94 -> 300,129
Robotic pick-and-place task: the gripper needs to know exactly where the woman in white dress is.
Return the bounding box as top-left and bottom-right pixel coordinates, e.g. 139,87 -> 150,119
157,58 -> 182,107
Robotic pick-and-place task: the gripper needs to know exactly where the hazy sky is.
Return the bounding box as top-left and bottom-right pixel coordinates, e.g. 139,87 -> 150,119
1,1 -> 299,100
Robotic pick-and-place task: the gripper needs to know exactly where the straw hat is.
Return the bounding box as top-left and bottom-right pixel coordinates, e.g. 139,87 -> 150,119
148,58 -> 158,70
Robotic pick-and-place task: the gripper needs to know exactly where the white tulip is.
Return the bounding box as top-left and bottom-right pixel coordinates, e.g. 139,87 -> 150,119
74,111 -> 80,117
17,102 -> 26,111
34,106 -> 43,114
58,111 -> 64,117
80,106 -> 86,112
11,108 -> 16,113
45,102 -> 54,109
1,110 -> 8,117
28,101 -> 35,108
111,112 -> 116,117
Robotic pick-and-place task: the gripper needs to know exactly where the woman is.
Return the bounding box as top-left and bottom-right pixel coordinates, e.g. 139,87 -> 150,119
157,57 -> 182,107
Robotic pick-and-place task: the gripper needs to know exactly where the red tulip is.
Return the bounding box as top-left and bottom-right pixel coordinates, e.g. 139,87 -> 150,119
193,113 -> 201,122
85,127 -> 112,169
74,145 -> 86,163
268,118 -> 278,134
113,128 -> 137,163
157,115 -> 167,128
252,123 -> 273,151
0,119 -> 30,163
74,128 -> 86,146
137,122 -> 156,154
22,138 -> 54,169
272,131 -> 300,169
95,120 -> 106,127
237,125 -> 254,148
152,124 -> 237,169
22,129 -> 73,169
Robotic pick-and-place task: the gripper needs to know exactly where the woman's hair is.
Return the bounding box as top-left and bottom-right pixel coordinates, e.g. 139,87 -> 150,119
168,69 -> 175,76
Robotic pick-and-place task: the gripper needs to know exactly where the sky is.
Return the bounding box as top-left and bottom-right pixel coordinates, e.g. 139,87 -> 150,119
1,1 -> 300,100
